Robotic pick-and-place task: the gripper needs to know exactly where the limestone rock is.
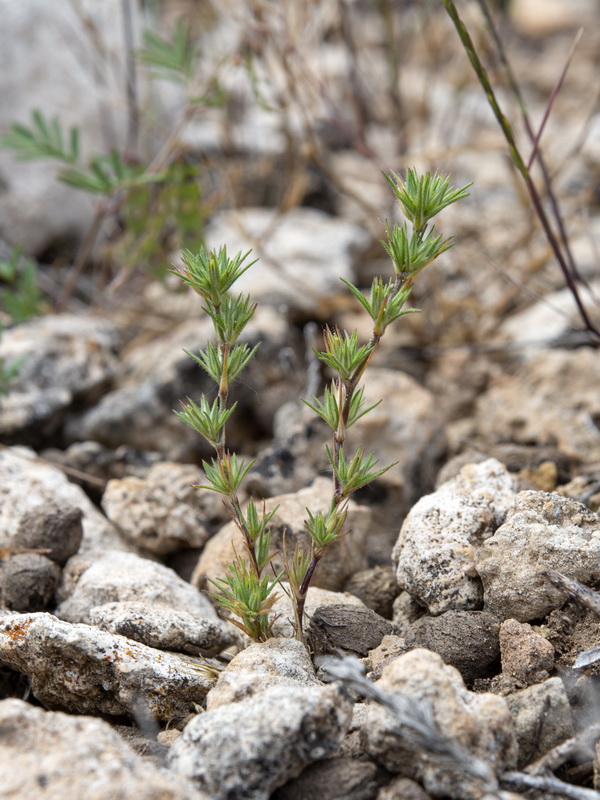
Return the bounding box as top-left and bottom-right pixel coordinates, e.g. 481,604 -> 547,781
307,605 -> 396,657
57,550 -> 215,620
0,315 -> 120,446
366,635 -> 411,681
273,756 -> 385,800
206,638 -> 317,710
403,611 -> 500,685
0,612 -> 216,720
476,491 -> 600,621
0,698 -> 205,800
11,501 -> 83,564
475,348 -> 600,468
88,601 -> 232,657
1,554 -> 61,612
169,683 -> 353,800
363,649 -> 517,799
499,619 -> 555,688
102,462 -> 214,555
55,550 -> 219,654
393,459 -> 517,615
505,678 -> 574,768
0,446 -> 125,553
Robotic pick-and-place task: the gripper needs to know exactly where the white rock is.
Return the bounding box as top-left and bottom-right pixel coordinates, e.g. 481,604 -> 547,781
0,698 -> 206,800
363,649 -> 517,799
0,612 -> 216,720
89,601 -> 232,657
509,0 -> 596,36
169,683 -> 353,800
393,459 -> 517,615
476,490 -> 600,621
0,446 -> 124,553
192,477 -> 371,593
102,462 -> 213,555
206,638 -> 317,710
498,282 -> 600,351
0,315 -> 120,443
202,207 -> 369,311
505,677 -> 574,768
56,550 -> 218,624
475,348 -> 600,467
0,0 -> 126,253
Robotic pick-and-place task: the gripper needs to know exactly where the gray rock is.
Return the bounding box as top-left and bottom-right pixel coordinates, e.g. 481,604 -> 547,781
169,683 -> 353,800
271,583 -> 367,639
0,446 -> 126,553
88,601 -> 233,657
0,612 -> 216,720
192,477 -> 371,593
12,501 -> 83,564
393,459 -> 517,615
273,756 -> 385,800
344,566 -> 399,619
403,611 -> 500,685
499,618 -> 555,688
366,635 -> 411,681
0,0 -> 127,254
475,348 -> 600,469
101,462 -> 214,555
363,648 -> 517,799
0,315 -> 120,445
206,638 -> 317,710
476,490 -> 600,621
505,677 -> 574,768
202,206 -> 369,311
1,554 -> 61,612
376,776 -> 432,800
307,605 -> 396,657
0,698 -> 206,800
56,550 -> 217,624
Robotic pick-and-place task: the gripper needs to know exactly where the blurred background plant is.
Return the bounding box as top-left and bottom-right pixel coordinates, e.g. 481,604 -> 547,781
0,0 -> 598,350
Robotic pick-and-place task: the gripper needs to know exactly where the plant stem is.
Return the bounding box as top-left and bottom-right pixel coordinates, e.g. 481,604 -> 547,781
442,0 -> 600,340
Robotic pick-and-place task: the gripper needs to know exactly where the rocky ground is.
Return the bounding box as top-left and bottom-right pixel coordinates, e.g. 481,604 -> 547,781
2,0 -> 600,798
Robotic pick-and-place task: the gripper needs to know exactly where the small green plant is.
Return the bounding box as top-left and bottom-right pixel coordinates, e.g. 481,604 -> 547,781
0,246 -> 45,323
174,169 -> 469,642
0,246 -> 46,395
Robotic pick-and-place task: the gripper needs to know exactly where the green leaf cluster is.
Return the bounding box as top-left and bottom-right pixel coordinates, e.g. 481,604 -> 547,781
303,382 -> 379,431
316,328 -> 374,383
200,452 -> 254,495
174,246 -> 257,302
137,20 -> 198,83
385,168 -> 471,232
304,507 -> 347,549
174,396 -> 236,447
341,276 -> 417,336
240,499 -> 279,572
203,293 -> 257,345
209,556 -> 281,642
1,110 -> 78,163
327,446 -> 395,498
382,222 -> 453,279
185,340 -> 259,385
0,247 -> 45,323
